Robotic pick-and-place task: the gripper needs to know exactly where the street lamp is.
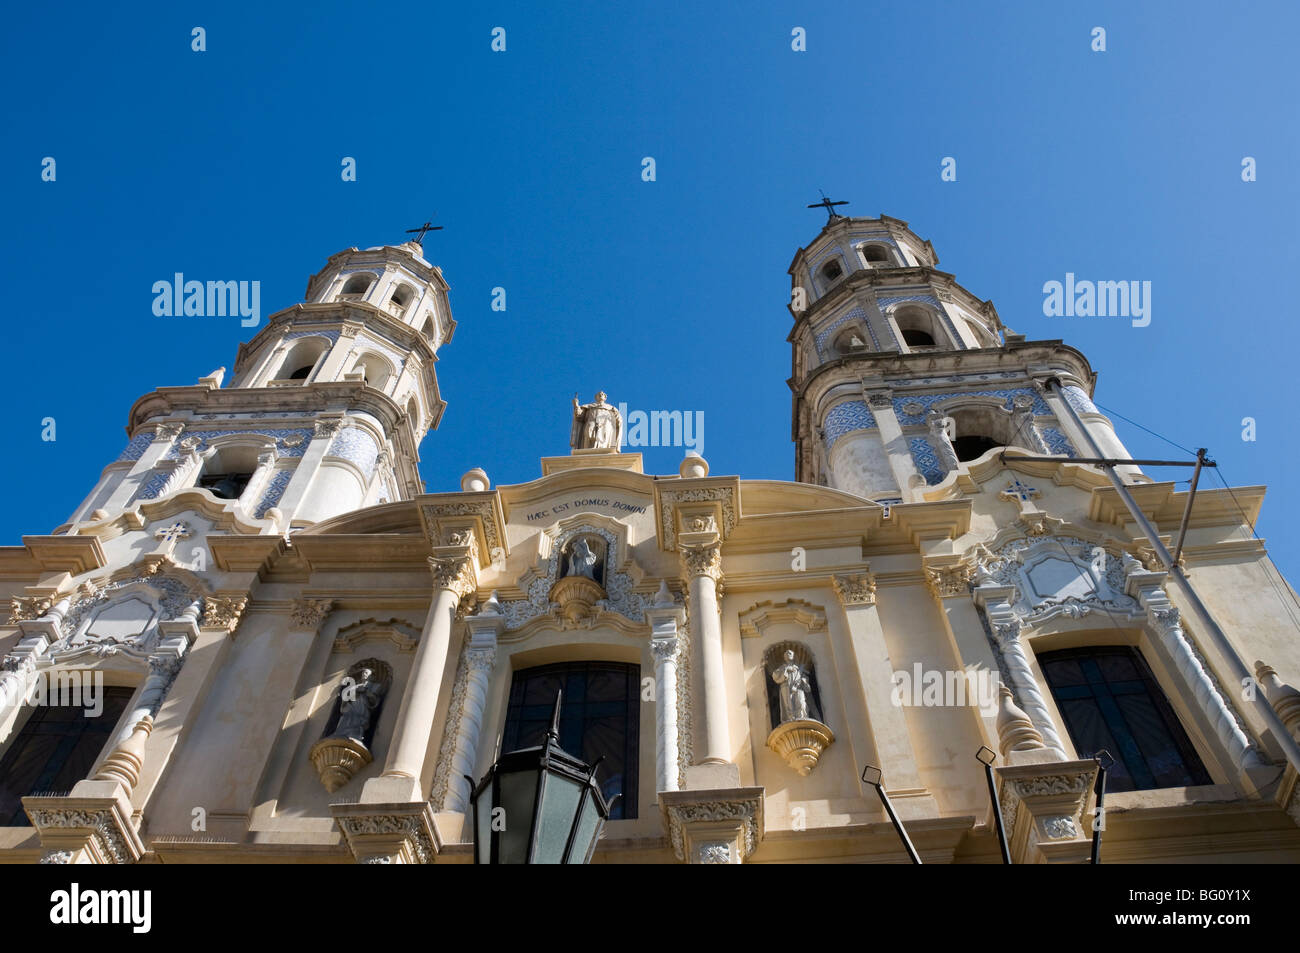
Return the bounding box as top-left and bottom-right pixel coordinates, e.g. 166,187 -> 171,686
466,692 -> 611,864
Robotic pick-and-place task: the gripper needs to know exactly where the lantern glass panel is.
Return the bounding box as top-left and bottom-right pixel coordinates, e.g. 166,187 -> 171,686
496,767 -> 540,864
533,773 -> 584,864
566,790 -> 604,863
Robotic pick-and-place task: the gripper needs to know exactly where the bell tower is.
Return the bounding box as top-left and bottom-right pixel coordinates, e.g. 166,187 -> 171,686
63,237 -> 455,531
787,211 -> 1140,502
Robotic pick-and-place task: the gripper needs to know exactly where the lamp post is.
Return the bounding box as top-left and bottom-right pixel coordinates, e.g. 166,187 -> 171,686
466,692 -> 611,864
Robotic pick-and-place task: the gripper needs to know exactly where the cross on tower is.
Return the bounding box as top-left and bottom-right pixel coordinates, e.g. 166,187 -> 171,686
405,220 -> 443,244
154,521 -> 192,543
806,191 -> 849,222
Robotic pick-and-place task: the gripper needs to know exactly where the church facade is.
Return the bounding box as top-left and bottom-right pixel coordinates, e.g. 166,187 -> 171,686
2,216 -> 1299,864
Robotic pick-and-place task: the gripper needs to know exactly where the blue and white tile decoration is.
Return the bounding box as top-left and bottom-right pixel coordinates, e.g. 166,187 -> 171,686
877,293 -> 965,350
133,472 -> 169,502
1062,386 -> 1099,415
822,401 -> 878,450
1042,427 -> 1078,458
285,329 -> 341,343
254,468 -> 294,518
893,388 -> 1051,425
328,426 -> 380,480
162,429 -> 314,460
849,233 -> 899,249
909,437 -> 945,485
116,432 -> 154,463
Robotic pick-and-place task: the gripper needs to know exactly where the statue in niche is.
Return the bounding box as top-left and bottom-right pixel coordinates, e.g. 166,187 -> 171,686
566,538 -> 599,581
771,649 -> 811,723
328,660 -> 391,746
571,391 -> 623,450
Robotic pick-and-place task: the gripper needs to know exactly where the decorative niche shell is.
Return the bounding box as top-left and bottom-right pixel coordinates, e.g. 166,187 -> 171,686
766,720 -> 835,777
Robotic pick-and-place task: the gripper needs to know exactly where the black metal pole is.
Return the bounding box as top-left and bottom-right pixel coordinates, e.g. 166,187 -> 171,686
981,758 -> 1013,865
1091,752 -> 1110,865
862,766 -> 922,864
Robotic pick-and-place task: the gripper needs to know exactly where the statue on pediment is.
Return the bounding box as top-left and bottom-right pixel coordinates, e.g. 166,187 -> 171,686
571,391 -> 622,450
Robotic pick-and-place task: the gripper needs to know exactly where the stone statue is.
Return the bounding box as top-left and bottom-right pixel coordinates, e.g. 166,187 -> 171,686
926,409 -> 960,472
771,650 -> 811,723
331,662 -> 388,744
571,391 -> 623,450
566,538 -> 599,580
1088,546 -> 1116,601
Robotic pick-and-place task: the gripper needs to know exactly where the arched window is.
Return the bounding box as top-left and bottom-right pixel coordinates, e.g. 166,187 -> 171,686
352,353 -> 394,391
420,316 -> 437,342
952,434 -> 1000,462
339,274 -> 374,299
1039,647 -> 1211,792
387,283 -> 414,317
820,259 -> 843,285
405,396 -> 422,435
273,337 -> 328,383
860,243 -> 892,265
894,305 -> 946,351
0,687 -> 135,825
832,326 -> 868,356
501,662 -> 639,819
197,445 -> 261,501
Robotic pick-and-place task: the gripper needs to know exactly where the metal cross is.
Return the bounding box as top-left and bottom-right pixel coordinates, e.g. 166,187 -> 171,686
405,220 -> 443,243
807,190 -> 849,221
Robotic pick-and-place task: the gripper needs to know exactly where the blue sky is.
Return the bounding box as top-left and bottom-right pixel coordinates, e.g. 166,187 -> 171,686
3,1 -> 1298,591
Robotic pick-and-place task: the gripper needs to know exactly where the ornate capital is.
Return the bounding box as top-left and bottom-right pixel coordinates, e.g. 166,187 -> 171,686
651,635 -> 682,664
332,802 -> 440,865
201,595 -> 248,634
290,598 -> 335,630
428,554 -> 476,600
8,596 -> 52,625
314,419 -> 344,438
866,392 -> 894,409
680,541 -> 723,584
925,564 -> 972,599
153,422 -> 184,442
832,573 -> 876,607
465,644 -> 496,675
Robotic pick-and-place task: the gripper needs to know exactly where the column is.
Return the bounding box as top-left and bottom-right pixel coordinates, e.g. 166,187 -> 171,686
365,545 -> 475,802
645,583 -> 686,795
443,603 -> 501,814
972,585 -> 1068,759
1127,569 -> 1265,778
680,539 -> 728,766
864,390 -> 920,501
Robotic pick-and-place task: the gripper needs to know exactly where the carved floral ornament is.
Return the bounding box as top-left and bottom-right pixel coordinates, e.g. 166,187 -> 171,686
428,553 -> 476,600
658,485 -> 738,550
971,535 -> 1142,625
925,563 -> 973,599
290,598 -> 335,630
664,796 -> 763,863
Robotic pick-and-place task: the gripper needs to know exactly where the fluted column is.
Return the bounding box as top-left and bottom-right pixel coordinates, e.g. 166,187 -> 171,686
646,582 -> 686,794
369,547 -> 475,800
444,598 -> 501,814
680,539 -> 728,765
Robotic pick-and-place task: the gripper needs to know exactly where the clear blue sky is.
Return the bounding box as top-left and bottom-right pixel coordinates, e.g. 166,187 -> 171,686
3,1 -> 1298,590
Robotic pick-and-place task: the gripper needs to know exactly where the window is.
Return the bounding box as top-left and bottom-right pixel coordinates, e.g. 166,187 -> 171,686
288,365 -> 313,380
0,687 -> 134,825
1039,647 -> 1211,792
952,434 -> 999,462
861,243 -> 891,263
340,274 -> 373,297
353,354 -> 393,390
199,471 -> 253,500
502,662 -> 639,819
901,328 -> 935,347
820,260 -> 843,284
